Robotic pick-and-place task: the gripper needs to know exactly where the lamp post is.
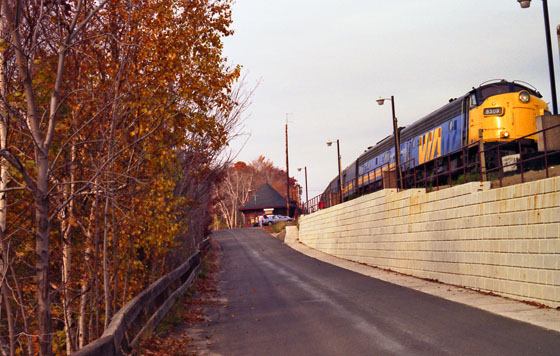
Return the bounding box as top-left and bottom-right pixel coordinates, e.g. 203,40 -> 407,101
376,96 -> 403,189
297,166 -> 308,204
326,140 -> 343,204
517,0 -> 558,115
558,25 -> 560,64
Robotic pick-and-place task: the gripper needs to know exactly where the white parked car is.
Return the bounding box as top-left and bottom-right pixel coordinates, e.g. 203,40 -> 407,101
261,214 -> 294,226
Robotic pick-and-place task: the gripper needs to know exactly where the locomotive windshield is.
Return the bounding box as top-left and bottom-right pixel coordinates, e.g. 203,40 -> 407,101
475,81 -> 541,105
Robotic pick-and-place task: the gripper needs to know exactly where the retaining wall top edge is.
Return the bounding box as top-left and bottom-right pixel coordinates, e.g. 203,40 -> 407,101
301,177 -> 560,222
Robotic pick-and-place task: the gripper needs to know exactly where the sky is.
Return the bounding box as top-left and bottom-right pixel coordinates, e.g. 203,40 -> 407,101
222,0 -> 560,200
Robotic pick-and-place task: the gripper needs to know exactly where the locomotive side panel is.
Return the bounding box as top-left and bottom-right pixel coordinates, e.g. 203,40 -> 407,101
411,114 -> 464,165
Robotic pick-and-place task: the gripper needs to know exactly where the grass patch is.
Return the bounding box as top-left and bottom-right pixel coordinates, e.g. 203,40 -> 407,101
451,171 -> 480,186
270,221 -> 286,233
154,293 -> 192,335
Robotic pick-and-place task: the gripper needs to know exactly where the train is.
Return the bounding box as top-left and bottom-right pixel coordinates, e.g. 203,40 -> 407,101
322,79 -> 550,203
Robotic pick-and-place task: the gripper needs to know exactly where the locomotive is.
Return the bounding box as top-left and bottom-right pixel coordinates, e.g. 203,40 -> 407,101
323,80 -> 550,202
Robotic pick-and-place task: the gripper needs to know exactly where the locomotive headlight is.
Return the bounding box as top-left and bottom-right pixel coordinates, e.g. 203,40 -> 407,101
501,131 -> 510,138
519,91 -> 530,103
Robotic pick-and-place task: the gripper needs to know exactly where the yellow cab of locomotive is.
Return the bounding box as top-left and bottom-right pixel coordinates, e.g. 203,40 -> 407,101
467,81 -> 550,145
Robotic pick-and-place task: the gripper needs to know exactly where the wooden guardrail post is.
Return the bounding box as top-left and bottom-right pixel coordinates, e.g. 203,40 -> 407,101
70,236 -> 211,356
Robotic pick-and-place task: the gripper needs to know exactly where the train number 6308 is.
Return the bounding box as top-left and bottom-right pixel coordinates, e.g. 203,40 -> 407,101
483,107 -> 503,116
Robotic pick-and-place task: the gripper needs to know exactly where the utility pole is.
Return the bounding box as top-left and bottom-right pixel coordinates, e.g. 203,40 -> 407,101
541,0 -> 558,114
326,139 -> 343,204
336,139 -> 343,204
517,0 -> 558,114
304,166 -> 308,203
297,167 -> 309,212
377,96 -> 403,189
390,97 -> 403,189
285,113 -> 291,217
557,25 -> 560,75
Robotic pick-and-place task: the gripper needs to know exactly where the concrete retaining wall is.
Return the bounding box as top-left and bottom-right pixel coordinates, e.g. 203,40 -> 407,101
285,225 -> 299,245
298,177 -> 560,308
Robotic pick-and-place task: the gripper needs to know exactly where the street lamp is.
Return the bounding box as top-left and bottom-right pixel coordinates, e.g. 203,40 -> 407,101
297,166 -> 309,204
517,0 -> 558,115
377,96 -> 403,189
326,139 -> 343,204
558,25 -> 560,67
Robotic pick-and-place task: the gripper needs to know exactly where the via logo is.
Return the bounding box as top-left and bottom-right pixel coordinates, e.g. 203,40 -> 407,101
418,127 -> 442,164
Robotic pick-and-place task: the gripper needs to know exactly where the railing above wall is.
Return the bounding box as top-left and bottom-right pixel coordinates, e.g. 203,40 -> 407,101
71,237 -> 211,356
302,119 -> 560,214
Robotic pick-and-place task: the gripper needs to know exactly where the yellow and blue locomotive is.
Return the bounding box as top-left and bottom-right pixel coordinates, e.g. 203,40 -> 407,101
324,80 -> 550,202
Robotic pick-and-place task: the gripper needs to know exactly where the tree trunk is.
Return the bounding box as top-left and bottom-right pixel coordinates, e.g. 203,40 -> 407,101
0,2 -> 110,352
35,154 -> 53,356
1,281 -> 14,356
0,9 -> 14,356
10,265 -> 33,355
90,192 -> 101,343
3,1 -> 54,353
78,193 -> 98,348
102,195 -> 112,329
61,142 -> 77,353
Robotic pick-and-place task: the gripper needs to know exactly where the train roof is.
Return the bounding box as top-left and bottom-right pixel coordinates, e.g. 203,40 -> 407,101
323,79 -> 543,196
400,93 -> 466,141
358,79 -> 540,164
475,79 -> 542,99
324,159 -> 357,192
358,134 -> 395,164
358,91 -> 468,164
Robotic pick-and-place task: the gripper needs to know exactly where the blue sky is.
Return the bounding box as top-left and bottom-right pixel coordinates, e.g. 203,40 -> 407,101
223,0 -> 560,198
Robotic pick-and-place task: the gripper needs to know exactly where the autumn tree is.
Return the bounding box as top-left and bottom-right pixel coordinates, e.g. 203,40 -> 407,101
215,156 -> 301,229
0,0 -> 244,355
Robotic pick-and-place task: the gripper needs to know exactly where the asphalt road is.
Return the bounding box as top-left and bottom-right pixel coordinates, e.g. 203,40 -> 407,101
202,229 -> 560,356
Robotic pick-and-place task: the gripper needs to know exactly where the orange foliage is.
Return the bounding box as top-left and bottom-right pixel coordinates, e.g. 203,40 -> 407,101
0,0 -> 242,354
215,156 -> 301,228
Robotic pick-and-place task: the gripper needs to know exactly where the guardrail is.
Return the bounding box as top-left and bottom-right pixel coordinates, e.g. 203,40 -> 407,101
71,237 -> 211,356
302,119 -> 560,213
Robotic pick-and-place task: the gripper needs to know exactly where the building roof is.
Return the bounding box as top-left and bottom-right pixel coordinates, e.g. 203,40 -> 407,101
239,183 -> 297,211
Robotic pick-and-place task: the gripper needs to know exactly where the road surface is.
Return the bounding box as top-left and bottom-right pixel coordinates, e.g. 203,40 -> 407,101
196,228 -> 560,356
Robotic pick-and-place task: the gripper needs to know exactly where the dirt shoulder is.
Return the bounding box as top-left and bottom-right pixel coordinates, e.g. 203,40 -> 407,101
133,239 -> 223,356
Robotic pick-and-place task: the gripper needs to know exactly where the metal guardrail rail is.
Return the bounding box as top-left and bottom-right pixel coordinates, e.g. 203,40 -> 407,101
71,237 -> 211,356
